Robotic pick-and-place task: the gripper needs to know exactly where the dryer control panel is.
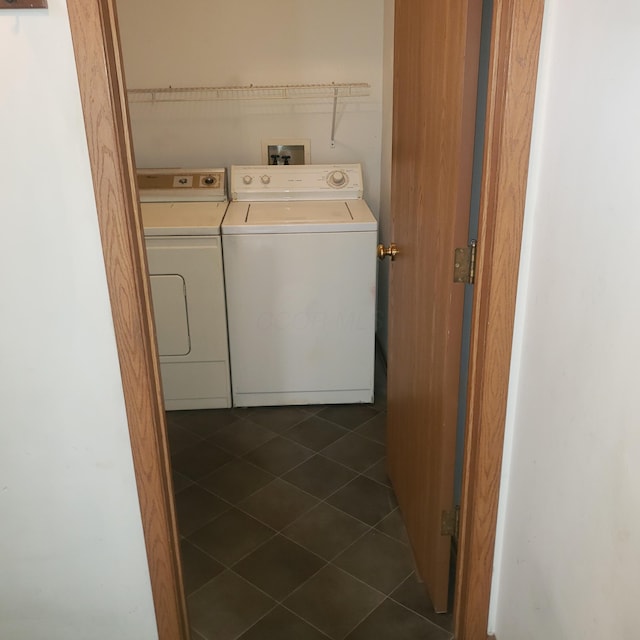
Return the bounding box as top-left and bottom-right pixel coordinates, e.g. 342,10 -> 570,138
138,168 -> 227,202
231,164 -> 364,201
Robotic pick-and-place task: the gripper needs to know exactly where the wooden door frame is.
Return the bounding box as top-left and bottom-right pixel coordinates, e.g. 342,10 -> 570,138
66,0 -> 543,638
454,2 -> 544,638
67,1 -> 189,639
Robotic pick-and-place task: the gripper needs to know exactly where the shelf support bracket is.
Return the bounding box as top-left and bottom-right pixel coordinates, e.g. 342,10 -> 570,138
330,87 -> 339,148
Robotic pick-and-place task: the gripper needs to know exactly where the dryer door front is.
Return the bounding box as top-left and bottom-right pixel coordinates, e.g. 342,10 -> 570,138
149,274 -> 190,356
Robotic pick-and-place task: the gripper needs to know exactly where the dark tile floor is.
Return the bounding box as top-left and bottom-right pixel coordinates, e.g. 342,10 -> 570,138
167,374 -> 453,640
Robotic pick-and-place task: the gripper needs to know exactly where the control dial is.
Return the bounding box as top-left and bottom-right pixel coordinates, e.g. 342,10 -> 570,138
327,170 -> 348,188
242,175 -> 253,185
260,174 -> 271,184
202,175 -> 217,186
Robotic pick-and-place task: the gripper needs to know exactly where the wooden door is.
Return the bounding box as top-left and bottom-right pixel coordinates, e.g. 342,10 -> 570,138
386,0 -> 483,613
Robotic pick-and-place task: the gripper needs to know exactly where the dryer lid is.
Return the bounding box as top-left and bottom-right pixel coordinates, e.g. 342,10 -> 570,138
142,200 -> 228,236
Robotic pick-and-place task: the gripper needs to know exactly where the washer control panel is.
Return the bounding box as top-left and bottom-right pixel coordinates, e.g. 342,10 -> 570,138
231,164 -> 363,201
138,168 -> 227,202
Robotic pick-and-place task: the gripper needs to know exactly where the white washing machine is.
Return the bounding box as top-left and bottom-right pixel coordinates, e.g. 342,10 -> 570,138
222,164 -> 378,407
138,168 -> 231,410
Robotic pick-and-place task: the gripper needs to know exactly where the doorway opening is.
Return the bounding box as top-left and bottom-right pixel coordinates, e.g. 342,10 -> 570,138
66,1 -> 544,638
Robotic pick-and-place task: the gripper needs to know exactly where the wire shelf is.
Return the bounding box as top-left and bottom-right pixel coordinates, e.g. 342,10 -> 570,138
127,82 -> 371,104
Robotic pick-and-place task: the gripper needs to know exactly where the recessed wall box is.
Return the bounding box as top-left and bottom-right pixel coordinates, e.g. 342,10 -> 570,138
262,139 -> 311,165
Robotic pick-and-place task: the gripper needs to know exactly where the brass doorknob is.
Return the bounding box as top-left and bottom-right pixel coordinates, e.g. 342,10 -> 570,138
377,243 -> 399,261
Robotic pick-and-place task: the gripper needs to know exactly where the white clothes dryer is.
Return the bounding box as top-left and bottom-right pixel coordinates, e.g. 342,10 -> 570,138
138,168 -> 231,410
222,164 -> 378,407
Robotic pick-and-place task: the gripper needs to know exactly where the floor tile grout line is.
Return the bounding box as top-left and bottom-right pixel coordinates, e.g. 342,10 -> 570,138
277,549 -> 414,613
172,406 -> 386,473
183,451 -> 400,549
289,426 -> 386,458
182,471 -> 320,538
232,600 -> 333,640
271,602 -> 334,640
184,505 -> 429,627
240,436 -> 316,470
188,564 -> 453,640
385,591 -> 455,634
279,563 -> 414,640
334,594 -> 387,640
196,454 -> 278,491
184,497 -> 409,576
186,566 -> 278,615
239,403 -> 384,433
184,546 -> 331,613
277,426 -> 352,454
275,447 -> 389,496
186,519 -> 279,572
179,438 -> 398,545
229,479 -> 320,529
235,464 -> 387,532
351,413 -> 387,446
175,401 -> 457,636
321,512 -> 411,564
359,454 -> 390,482
240,407 -> 320,433
199,432 -> 389,512
183,496 -> 417,628
278,595 -> 365,640
171,412 -> 245,442
273,446 -> 365,483
342,594 -> 455,640
307,464 -> 394,513
277,502 -> 415,593
199,421 -> 280,457
182,483 -> 328,570
170,402 -> 394,613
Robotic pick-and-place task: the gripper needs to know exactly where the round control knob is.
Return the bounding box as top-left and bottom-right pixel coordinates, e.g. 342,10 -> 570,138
242,175 -> 253,185
260,174 -> 271,185
204,176 -> 215,185
327,170 -> 348,188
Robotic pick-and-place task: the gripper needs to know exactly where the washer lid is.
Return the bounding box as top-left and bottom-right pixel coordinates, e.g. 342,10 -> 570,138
222,199 -> 377,234
142,201 -> 228,236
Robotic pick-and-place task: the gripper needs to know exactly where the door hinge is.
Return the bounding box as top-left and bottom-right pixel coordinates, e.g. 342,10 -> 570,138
453,240 -> 477,284
441,505 -> 460,538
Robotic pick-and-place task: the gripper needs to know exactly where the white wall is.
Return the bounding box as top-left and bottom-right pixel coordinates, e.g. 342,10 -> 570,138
115,0 -> 385,214
490,2 -> 640,637
0,3 -> 158,639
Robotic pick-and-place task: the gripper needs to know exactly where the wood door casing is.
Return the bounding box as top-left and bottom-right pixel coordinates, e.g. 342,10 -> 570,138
66,1 -> 189,638
455,2 -> 545,637
387,0 -> 483,613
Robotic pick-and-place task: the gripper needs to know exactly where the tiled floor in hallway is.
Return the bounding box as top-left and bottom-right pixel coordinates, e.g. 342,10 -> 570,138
167,390 -> 453,640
